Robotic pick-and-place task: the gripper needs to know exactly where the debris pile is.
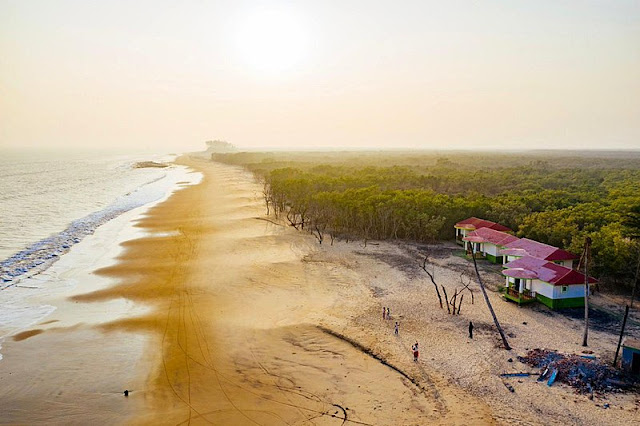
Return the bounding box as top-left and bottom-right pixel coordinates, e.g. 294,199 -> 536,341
519,349 -> 628,394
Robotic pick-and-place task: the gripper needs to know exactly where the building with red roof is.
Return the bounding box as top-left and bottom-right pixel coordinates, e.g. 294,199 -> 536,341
462,228 -> 519,264
454,217 -> 512,245
501,238 -> 577,268
501,256 -> 597,309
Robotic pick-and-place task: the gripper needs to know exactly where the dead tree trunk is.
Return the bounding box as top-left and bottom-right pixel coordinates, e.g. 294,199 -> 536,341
470,250 -> 511,350
420,256 -> 444,309
459,273 -> 475,304
450,290 -> 458,315
313,225 -> 324,245
441,286 -> 451,314
262,181 -> 271,215
457,294 -> 464,315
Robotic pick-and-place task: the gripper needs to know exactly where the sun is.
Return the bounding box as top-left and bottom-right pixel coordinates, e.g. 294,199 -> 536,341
234,8 -> 309,75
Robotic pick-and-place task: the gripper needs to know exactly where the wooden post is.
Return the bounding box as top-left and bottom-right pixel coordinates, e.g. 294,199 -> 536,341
613,305 -> 630,367
470,249 -> 511,350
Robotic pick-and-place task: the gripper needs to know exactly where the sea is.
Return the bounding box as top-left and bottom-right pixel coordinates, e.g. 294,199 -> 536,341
0,149 -> 202,359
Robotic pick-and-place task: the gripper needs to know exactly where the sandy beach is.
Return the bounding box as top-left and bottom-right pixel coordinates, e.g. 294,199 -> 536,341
1,156 -> 638,425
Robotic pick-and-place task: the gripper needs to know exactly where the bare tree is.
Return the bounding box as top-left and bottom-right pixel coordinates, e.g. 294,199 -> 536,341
261,179 -> 271,215
313,224 -> 324,245
470,250 -> 511,350
441,285 -> 451,314
420,255 -> 443,309
459,273 -> 475,304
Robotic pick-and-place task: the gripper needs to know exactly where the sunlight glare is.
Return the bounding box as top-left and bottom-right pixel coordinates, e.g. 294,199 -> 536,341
234,8 -> 309,75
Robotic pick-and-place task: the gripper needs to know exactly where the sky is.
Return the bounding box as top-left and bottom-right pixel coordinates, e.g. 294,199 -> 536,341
1,0 -> 639,152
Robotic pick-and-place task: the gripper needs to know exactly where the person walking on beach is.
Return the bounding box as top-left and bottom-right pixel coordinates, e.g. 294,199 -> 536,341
386,307 -> 390,319
394,321 -> 399,335
412,342 -> 419,362
468,321 -> 474,339
382,307 -> 386,320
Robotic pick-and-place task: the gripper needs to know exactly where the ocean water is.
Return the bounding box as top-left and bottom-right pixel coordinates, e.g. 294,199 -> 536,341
0,150 -> 179,283
0,149 -> 202,358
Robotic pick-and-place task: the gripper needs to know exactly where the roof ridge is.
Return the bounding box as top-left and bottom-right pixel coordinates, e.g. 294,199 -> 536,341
551,268 -> 574,283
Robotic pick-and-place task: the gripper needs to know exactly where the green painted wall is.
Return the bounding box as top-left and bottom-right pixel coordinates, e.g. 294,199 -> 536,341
485,253 -> 503,264
536,293 -> 584,309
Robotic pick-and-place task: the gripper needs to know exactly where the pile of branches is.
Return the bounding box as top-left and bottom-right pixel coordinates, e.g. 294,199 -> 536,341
519,349 -> 631,394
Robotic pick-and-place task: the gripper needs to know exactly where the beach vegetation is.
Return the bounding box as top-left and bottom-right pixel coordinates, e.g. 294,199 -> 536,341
212,151 -> 640,292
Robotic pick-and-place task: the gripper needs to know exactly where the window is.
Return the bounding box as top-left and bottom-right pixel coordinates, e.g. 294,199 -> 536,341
561,286 -> 568,293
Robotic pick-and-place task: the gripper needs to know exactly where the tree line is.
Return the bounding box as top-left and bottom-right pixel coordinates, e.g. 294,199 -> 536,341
213,151 -> 640,291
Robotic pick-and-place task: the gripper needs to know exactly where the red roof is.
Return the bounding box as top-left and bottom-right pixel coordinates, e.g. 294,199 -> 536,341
463,228 -> 519,246
503,256 -> 597,286
503,238 -> 577,261
454,217 -> 512,233
503,268 -> 539,279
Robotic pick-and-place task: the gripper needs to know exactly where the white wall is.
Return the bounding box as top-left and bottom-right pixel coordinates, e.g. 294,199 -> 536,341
532,280 -> 554,298
484,243 -> 498,256
553,283 -> 585,299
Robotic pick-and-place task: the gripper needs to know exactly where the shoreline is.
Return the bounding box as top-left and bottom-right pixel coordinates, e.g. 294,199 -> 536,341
65,156 -> 494,424
0,160 -> 201,423
0,154 -> 184,288
0,161 -> 199,339
1,156 -> 637,425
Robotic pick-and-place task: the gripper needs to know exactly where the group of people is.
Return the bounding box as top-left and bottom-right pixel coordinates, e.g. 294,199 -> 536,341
382,306 -> 391,319
383,306 -> 419,362
381,306 -> 474,364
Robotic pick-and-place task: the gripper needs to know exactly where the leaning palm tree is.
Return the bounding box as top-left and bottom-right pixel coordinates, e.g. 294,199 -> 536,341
469,249 -> 511,350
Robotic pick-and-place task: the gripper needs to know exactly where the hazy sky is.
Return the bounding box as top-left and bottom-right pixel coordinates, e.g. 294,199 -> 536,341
1,1 -> 639,152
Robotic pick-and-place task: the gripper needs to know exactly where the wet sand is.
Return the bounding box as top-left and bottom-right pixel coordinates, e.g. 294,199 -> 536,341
85,157 -> 494,424
0,157 -> 493,424
3,156 -> 639,425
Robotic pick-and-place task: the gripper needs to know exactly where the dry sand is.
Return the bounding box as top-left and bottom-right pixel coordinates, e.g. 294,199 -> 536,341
315,242 -> 640,425
1,156 -> 638,425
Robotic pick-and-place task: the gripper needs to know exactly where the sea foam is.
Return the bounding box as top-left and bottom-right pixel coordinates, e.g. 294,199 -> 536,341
0,174 -> 168,287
